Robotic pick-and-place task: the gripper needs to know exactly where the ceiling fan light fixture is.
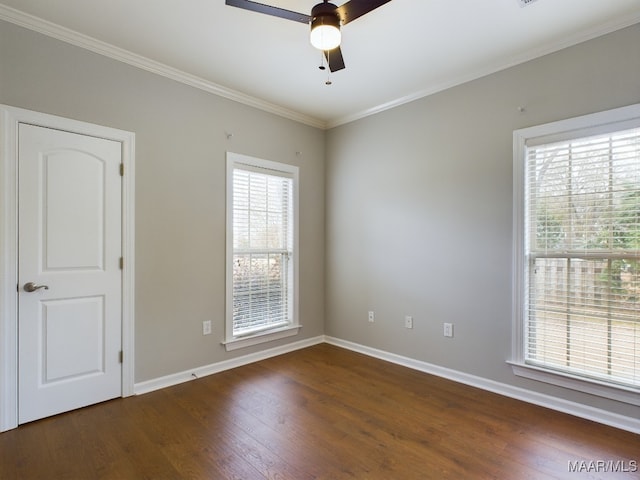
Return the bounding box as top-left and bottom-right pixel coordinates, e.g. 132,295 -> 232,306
310,2 -> 341,51
310,22 -> 341,50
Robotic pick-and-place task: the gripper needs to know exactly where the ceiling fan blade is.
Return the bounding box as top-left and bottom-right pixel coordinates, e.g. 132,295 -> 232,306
336,0 -> 393,25
225,0 -> 310,24
325,47 -> 345,72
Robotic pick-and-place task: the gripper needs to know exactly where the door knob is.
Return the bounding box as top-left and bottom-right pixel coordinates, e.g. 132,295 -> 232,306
23,282 -> 49,293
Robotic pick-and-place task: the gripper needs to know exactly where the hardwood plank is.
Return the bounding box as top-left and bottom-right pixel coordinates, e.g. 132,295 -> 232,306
0,343 -> 638,479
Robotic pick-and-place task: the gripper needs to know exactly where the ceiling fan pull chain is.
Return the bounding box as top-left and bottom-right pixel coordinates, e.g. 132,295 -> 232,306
325,50 -> 332,85
319,50 -> 326,70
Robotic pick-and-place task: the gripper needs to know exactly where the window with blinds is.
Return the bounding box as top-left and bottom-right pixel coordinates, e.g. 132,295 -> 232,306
226,153 -> 298,345
514,107 -> 640,396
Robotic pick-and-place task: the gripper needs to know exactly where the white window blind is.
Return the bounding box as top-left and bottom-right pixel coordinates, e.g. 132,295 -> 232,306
525,127 -> 640,388
231,163 -> 294,338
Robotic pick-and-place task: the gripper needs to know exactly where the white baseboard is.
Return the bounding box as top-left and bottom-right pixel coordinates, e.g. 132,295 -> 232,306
134,335 -> 324,395
324,336 -> 640,435
133,334 -> 639,435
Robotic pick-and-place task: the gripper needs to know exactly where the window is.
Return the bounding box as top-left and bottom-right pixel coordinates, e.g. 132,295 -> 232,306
225,152 -> 299,351
512,105 -> 640,404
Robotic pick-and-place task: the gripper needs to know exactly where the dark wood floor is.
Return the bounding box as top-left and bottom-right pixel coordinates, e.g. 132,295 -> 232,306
1,344 -> 638,479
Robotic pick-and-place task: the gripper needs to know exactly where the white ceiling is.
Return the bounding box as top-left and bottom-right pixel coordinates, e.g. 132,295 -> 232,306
1,0 -> 639,128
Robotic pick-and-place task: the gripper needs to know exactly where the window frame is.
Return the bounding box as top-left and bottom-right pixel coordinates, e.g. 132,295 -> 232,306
511,104 -> 640,406
224,152 -> 300,351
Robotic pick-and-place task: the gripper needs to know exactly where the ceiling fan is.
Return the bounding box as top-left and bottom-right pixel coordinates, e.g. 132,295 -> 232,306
225,0 -> 393,72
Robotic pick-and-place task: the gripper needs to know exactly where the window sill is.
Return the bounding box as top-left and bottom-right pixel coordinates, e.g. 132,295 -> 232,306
222,325 -> 301,352
508,361 -> 640,406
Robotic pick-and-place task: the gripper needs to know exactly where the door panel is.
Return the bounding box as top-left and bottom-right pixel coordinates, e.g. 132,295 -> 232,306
18,124 -> 122,424
43,150 -> 105,270
42,296 -> 105,383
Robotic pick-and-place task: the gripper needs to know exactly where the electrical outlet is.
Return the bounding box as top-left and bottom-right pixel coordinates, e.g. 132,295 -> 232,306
443,323 -> 453,338
202,320 -> 212,335
404,315 -> 413,329
368,311 -> 375,323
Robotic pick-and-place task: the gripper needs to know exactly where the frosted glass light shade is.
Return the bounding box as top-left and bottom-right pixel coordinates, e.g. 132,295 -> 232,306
310,23 -> 341,50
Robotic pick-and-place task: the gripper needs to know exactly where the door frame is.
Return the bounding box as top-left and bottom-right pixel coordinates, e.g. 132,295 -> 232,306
0,105 -> 135,432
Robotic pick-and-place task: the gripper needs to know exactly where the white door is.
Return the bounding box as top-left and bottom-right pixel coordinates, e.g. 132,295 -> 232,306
18,123 -> 123,424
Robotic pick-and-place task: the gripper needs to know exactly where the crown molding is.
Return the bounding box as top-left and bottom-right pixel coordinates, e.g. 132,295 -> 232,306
326,15 -> 640,129
2,4 -> 638,131
0,4 -> 327,130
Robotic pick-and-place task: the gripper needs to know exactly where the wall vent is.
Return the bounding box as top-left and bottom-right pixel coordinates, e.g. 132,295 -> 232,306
518,0 -> 539,7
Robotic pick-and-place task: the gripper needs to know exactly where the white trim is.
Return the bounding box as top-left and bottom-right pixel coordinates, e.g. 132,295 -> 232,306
230,152 -> 300,177
514,103 -> 640,141
0,108 -> 19,433
225,152 -> 300,351
134,335 -> 324,395
324,337 -> 640,435
511,103 -> 640,408
127,335 -> 638,434
2,3 -> 639,130
326,15 -> 640,128
509,362 -> 640,407
0,4 -> 326,130
0,104 -> 135,432
222,325 -> 302,352
121,130 -> 136,398
512,126 -> 527,366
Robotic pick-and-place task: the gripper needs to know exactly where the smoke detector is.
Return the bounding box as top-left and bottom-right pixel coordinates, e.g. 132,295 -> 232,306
518,0 -> 539,6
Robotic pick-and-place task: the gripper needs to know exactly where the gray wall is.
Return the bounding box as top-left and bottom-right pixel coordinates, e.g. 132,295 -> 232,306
326,24 -> 640,418
0,20 -> 326,382
2,16 -> 639,420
